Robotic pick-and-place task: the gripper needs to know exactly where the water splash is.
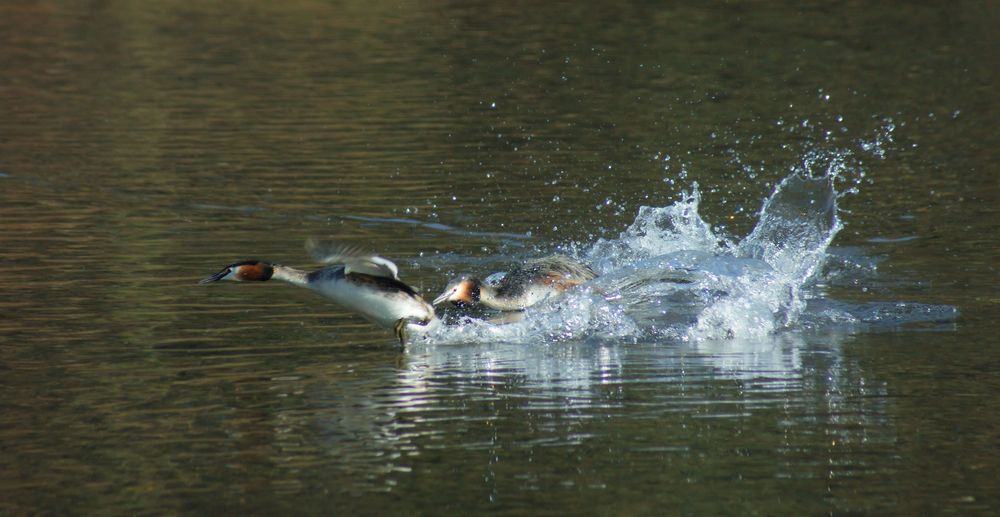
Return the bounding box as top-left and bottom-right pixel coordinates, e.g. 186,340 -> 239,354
585,186 -> 728,270
418,122 -> 954,346
416,171 -> 829,345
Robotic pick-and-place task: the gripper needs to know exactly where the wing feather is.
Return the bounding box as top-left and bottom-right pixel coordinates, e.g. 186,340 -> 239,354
305,238 -> 400,280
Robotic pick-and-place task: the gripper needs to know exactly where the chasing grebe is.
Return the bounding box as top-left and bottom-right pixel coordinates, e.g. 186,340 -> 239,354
433,254 -> 597,311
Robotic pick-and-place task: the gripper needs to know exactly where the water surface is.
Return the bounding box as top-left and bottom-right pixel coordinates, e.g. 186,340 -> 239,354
2,1 -> 999,514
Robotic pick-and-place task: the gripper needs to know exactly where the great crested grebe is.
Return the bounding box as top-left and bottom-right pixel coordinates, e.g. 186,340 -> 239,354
200,240 -> 437,345
433,254 -> 598,311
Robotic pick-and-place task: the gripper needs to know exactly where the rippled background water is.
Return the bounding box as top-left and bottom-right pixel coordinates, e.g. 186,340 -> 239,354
2,1 -> 999,514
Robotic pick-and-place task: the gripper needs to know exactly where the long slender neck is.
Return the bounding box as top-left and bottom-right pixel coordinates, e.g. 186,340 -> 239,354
270,265 -> 310,287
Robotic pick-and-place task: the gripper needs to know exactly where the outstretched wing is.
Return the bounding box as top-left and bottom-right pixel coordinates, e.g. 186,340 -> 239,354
305,238 -> 400,280
526,254 -> 598,281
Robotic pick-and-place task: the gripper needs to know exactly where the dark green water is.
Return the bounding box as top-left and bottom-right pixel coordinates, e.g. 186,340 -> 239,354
2,1 -> 998,514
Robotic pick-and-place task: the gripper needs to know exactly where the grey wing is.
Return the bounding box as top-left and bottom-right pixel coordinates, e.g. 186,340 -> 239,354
527,254 -> 598,280
305,238 -> 400,280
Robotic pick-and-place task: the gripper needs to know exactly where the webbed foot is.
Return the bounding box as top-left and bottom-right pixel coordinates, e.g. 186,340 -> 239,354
393,318 -> 408,347
393,317 -> 434,347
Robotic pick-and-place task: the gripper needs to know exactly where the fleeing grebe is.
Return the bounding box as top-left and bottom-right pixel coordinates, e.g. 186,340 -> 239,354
200,240 -> 437,345
433,254 -> 597,311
